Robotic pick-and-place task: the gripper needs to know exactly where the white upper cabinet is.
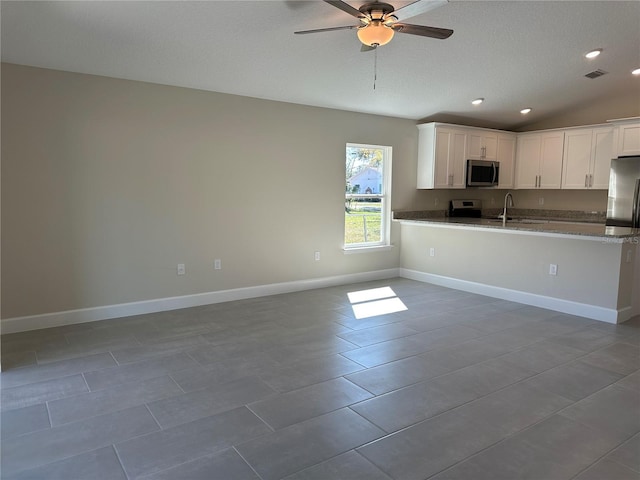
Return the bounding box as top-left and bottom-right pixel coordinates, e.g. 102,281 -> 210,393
611,119 -> 640,157
562,126 -> 613,189
515,132 -> 564,189
467,131 -> 498,160
417,123 -> 467,189
496,133 -> 517,189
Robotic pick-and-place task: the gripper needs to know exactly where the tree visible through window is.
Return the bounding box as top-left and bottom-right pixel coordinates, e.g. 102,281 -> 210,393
345,143 -> 391,248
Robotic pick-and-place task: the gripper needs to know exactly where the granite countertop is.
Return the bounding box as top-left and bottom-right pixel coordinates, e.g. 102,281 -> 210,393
393,210 -> 640,239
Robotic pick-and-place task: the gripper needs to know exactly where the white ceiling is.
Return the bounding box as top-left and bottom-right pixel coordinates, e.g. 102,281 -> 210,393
2,0 -> 639,129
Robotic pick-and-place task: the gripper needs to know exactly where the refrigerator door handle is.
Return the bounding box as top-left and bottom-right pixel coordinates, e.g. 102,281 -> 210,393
633,178 -> 640,228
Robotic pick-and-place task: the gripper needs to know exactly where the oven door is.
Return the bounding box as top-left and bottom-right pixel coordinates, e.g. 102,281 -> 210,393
467,160 -> 499,187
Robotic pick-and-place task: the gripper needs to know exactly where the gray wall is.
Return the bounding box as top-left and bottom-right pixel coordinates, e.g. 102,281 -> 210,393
2,64 -> 422,319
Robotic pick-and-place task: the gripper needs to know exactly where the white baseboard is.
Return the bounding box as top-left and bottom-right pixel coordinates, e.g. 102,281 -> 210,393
400,268 -> 622,324
1,268 -> 400,334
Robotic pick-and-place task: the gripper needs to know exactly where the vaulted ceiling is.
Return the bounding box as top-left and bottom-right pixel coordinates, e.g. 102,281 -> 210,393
2,1 -> 639,129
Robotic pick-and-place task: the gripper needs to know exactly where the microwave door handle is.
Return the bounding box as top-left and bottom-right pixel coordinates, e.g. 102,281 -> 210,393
492,162 -> 497,184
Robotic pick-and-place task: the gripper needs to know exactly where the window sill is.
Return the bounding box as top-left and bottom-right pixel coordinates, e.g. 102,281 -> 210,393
343,244 -> 394,255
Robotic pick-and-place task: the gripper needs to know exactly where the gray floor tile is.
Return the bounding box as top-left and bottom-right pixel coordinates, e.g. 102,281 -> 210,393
351,378 -> 471,433
1,374 -> 88,411
236,408 -> 385,480
0,403 -> 50,439
573,458 -> 640,480
283,450 -> 392,480
455,381 -> 573,438
48,375 -> 183,426
417,336 -> 514,372
0,352 -> 116,389
547,326 -> 621,352
337,323 -> 420,347
345,354 -> 450,395
83,352 -> 198,390
580,342 -> 640,375
339,324 -> 482,369
147,376 -> 276,428
616,369 -> 640,392
35,336 -> 141,364
559,384 -> 640,439
525,360 -> 623,401
1,351 -> 37,370
1,405 -> 159,476
115,406 -> 271,479
110,341 -> 197,364
1,333 -> 68,356
2,278 -> 639,480
4,446 -> 127,480
432,414 -> 620,480
138,448 -> 260,480
498,339 -> 587,373
259,353 -> 365,392
249,377 -> 372,430
357,407 -> 505,480
606,434 -> 640,473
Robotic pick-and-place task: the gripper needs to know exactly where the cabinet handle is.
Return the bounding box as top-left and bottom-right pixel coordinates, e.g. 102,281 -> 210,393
589,174 -> 593,187
585,174 -> 588,187
539,175 -> 542,188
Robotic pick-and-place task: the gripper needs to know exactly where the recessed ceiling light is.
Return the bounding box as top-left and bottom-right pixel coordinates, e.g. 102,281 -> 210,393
520,108 -> 532,114
585,49 -> 602,59
471,98 -> 484,105
632,68 -> 640,76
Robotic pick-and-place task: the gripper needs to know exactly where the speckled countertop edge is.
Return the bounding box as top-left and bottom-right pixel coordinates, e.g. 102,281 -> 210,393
393,211 -> 639,239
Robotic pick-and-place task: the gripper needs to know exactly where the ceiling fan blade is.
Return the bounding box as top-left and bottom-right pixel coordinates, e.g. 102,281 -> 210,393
295,25 -> 360,35
324,0 -> 365,19
391,0 -> 448,22
392,23 -> 453,39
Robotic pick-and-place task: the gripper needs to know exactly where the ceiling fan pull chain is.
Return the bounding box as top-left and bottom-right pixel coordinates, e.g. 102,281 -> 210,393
373,47 -> 378,90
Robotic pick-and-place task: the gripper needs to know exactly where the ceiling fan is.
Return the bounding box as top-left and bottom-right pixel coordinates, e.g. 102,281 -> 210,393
294,0 -> 453,50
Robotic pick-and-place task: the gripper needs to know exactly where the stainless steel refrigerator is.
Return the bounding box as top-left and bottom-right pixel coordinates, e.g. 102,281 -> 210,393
606,156 -> 640,227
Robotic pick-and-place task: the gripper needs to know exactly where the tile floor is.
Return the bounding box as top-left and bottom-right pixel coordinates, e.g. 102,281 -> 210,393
1,278 -> 639,480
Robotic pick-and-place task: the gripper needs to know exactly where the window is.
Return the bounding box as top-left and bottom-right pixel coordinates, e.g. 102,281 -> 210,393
344,143 -> 392,249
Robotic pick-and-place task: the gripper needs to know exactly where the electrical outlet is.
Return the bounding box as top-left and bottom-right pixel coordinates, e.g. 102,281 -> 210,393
626,250 -> 632,263
491,197 -> 495,205
177,263 -> 185,275
434,198 -> 439,206
314,251 -> 320,261
429,247 -> 435,257
539,197 -> 545,206
549,263 -> 557,276
214,259 -> 221,270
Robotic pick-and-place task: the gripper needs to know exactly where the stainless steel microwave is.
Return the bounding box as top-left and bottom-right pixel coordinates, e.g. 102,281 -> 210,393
467,159 -> 499,187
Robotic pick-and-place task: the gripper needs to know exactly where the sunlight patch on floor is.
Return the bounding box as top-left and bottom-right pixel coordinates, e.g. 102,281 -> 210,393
348,286 -> 408,319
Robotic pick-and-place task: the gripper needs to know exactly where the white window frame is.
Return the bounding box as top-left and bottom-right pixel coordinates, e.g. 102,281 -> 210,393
344,143 -> 392,251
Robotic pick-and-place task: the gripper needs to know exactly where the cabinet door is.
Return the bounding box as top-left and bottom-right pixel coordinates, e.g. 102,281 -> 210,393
497,134 -> 516,189
590,127 -> 614,189
482,133 -> 498,161
467,132 -> 497,160
449,130 -> 468,188
539,132 -> 564,189
617,123 -> 640,156
433,129 -> 452,188
515,135 -> 541,188
562,129 -> 593,189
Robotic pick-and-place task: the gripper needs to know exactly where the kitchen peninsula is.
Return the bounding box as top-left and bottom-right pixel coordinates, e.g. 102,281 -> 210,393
394,211 -> 639,324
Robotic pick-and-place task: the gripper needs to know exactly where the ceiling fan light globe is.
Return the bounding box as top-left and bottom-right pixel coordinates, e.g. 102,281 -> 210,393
357,22 -> 394,47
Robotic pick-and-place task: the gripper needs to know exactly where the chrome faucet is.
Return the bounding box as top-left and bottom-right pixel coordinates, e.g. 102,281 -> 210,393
502,192 -> 514,226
